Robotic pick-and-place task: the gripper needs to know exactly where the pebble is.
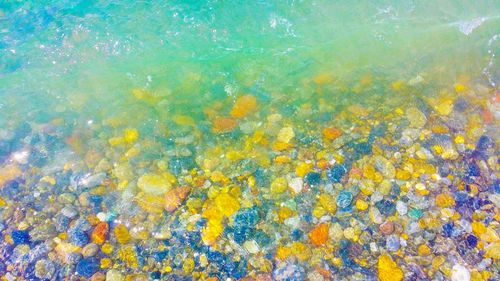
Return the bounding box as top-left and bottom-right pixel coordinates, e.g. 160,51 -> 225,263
137,173 -> 172,195
277,127 -> 295,143
82,243 -> 99,257
379,221 -> 394,235
336,191 -> 353,209
61,205 -> 78,218
34,259 -> 55,279
106,269 -> 125,281
396,201 -> 408,215
386,235 -> 400,252
76,257 -> 100,278
451,264 -> 470,281
406,107 -> 427,128
243,240 -> 260,254
378,254 -> 404,281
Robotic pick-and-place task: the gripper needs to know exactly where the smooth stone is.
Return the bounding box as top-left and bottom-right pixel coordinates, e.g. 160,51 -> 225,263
35,259 -> 55,279
81,243 -> 99,257
451,264 -> 470,281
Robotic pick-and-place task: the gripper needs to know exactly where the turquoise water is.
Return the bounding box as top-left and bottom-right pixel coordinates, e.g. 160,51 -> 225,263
1,1 -> 500,121
0,1 -> 499,280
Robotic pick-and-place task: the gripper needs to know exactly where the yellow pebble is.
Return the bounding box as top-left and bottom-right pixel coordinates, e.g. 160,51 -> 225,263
480,227 -> 499,242
355,200 -> 369,211
312,205 -> 326,218
183,258 -> 195,273
318,193 -> 337,213
417,244 -> 431,256
454,83 -> 466,92
435,193 -> 455,208
455,135 -> 465,144
432,255 -> 445,270
108,136 -> 124,146
276,246 -> 291,260
163,265 -> 173,273
295,162 -> 312,177
100,258 -> 112,269
40,176 -> 56,185
123,128 -> 139,143
101,243 -> 113,254
472,221 -> 487,236
271,177 -> 288,194
277,127 -> 295,143
278,206 -> 295,221
484,242 -> 500,259
114,224 -> 131,244
291,242 -> 312,261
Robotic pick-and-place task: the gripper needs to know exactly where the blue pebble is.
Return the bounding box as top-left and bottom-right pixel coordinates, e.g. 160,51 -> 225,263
233,226 -> 254,244
467,162 -> 481,177
55,214 -> 70,232
442,222 -> 454,237
336,190 -> 353,209
327,164 -> 347,183
476,135 -> 494,151
11,230 -> 30,245
150,271 -> 161,280
355,141 -> 372,155
208,251 -> 224,263
234,208 -> 259,226
75,257 -> 99,278
304,172 -> 321,186
152,251 -> 168,262
68,230 -> 89,247
466,235 -> 478,248
376,199 -> 396,216
291,229 -> 303,241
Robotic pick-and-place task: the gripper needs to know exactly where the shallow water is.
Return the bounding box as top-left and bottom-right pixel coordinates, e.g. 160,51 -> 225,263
0,1 -> 499,280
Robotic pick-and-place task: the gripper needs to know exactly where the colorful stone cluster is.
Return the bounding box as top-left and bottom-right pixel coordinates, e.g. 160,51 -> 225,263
0,75 -> 498,281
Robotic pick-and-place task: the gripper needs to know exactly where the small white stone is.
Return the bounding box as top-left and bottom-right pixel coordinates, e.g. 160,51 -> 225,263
288,177 -> 303,194
396,201 -> 408,215
451,264 -> 470,281
97,212 -> 107,222
243,240 -> 260,254
284,216 -> 301,229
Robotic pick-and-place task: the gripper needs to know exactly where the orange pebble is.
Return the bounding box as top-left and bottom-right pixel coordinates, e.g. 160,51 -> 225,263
309,223 -> 329,246
317,159 -> 329,170
164,186 -> 191,212
212,117 -> 238,133
322,127 -> 343,140
482,106 -> 493,124
230,95 -> 257,118
91,222 -> 109,245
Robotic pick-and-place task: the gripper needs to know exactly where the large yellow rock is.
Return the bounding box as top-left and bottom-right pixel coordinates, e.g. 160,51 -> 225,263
378,254 -> 404,281
137,173 -> 172,195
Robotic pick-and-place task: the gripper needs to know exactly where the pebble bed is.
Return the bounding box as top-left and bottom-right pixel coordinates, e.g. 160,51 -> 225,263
0,76 -> 499,281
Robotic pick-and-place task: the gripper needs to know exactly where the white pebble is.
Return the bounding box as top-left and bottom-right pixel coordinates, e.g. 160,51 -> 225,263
396,201 -> 408,215
243,240 -> 260,254
451,264 -> 470,281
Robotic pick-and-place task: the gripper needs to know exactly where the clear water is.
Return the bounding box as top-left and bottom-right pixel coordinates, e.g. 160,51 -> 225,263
0,1 -> 499,280
1,1 -> 499,122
